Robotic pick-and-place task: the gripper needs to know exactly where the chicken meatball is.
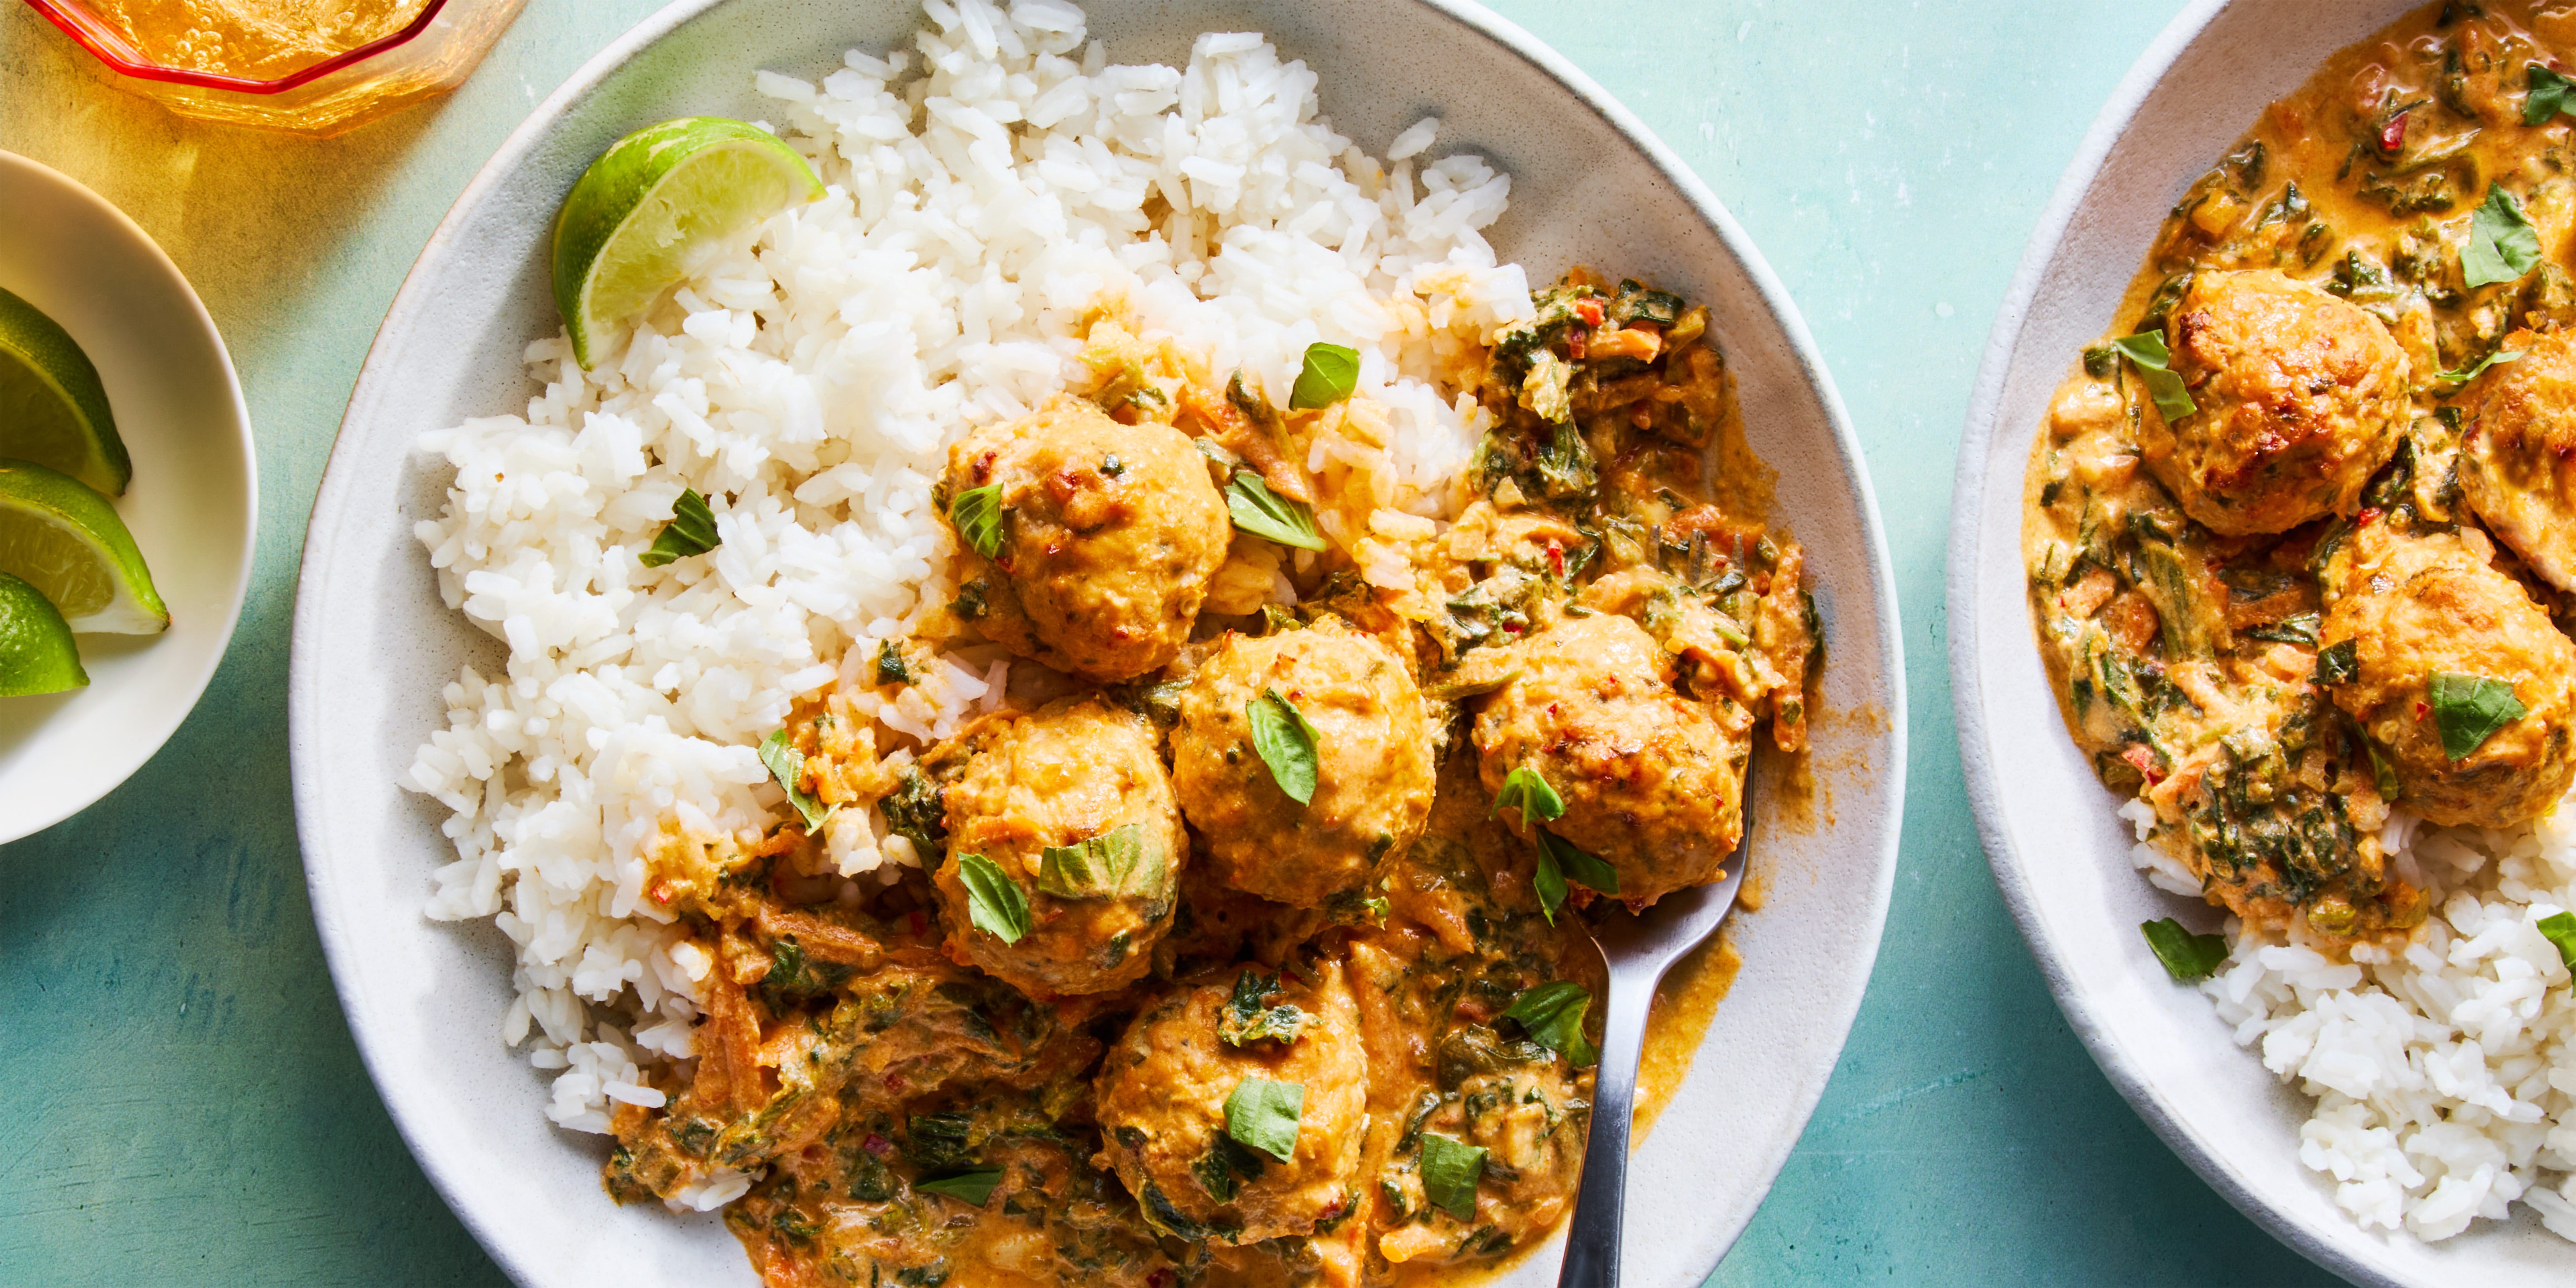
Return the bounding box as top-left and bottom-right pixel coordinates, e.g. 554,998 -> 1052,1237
1170,619 -> 1436,910
1471,612 -> 1753,905
2141,269 -> 2410,536
2458,328 -> 2576,592
2320,520 -> 2576,828
1093,960 -> 1368,1244
931,696 -> 1185,995
942,399 -> 1232,682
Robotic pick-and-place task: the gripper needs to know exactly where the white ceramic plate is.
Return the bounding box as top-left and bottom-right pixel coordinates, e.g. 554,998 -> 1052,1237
289,2 -> 1905,1284
1953,2 -> 2576,1284
0,151 -> 256,844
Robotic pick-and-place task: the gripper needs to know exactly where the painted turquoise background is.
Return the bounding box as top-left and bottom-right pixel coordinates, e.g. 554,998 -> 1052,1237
0,1 -> 2352,1284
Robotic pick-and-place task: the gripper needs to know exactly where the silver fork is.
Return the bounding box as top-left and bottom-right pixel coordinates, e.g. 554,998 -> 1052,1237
1553,817 -> 1750,1288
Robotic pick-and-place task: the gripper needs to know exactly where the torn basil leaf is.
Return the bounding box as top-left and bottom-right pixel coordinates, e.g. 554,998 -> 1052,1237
1418,1131 -> 1486,1221
639,488 -> 721,568
1490,765 -> 1567,826
915,1167 -> 1002,1206
2539,911 -> 2576,971
1540,829 -> 1620,895
758,728 -> 832,832
2430,671 -> 2527,761
949,483 -> 1006,559
2105,331 -> 2198,422
1247,687 -> 1322,806
2464,185 -> 2542,288
1501,981 -> 1599,1067
1531,840 -> 1568,925
1217,969 -> 1310,1047
1226,471 -> 1328,551
956,853 -> 1031,944
1223,1077 -> 1304,1163
2436,348 -> 2523,386
1036,823 -> 1169,901
2141,917 -> 2229,981
1289,342 -> 1361,410
2529,63 -> 2576,126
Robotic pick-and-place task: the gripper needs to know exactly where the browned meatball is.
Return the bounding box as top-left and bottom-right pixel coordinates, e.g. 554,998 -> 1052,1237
1093,960 -> 1368,1244
2458,328 -> 2576,591
2141,269 -> 2410,536
1170,619 -> 1436,910
942,399 -> 1232,682
1470,613 -> 1753,905
2320,520 -> 2576,828
931,696 -> 1185,995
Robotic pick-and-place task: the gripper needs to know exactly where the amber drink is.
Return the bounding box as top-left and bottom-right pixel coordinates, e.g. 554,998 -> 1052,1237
27,0 -> 526,136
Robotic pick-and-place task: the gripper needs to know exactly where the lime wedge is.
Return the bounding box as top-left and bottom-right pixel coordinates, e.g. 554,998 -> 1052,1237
0,571 -> 87,696
551,116 -> 825,369
0,459 -> 166,635
0,285 -> 131,496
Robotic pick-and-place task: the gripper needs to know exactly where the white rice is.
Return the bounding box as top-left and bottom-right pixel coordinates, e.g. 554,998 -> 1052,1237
403,0 -> 1530,1141
2130,798 -> 2576,1242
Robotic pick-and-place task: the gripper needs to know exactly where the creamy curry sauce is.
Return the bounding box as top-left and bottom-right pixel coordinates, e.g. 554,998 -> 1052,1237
2026,0 -> 2576,950
604,271 -> 1815,1287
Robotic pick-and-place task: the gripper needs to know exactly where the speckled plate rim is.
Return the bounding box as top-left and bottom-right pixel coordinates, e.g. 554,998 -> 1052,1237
290,2 -> 1908,1284
1951,1 -> 2576,1285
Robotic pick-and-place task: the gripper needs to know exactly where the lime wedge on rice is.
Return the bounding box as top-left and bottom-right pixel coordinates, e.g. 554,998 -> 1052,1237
0,459 -> 167,635
0,571 -> 87,696
0,285 -> 131,496
552,116 -> 825,369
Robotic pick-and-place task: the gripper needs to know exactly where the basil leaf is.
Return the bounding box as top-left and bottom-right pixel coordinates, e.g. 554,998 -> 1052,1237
1539,830 -> 1620,895
949,483 -> 1006,559
2106,331 -> 2197,422
916,1167 -> 1002,1206
2141,918 -> 2229,981
2539,911 -> 2576,971
1418,1131 -> 1486,1221
1530,840 -> 1568,926
2529,63 -> 2576,126
1217,970 -> 1310,1047
639,488 -> 721,567
1036,822 -> 1169,901
875,639 -> 912,687
1501,981 -> 1599,1066
1247,688 -> 1322,806
2315,638 -> 2359,686
1289,342 -> 1361,410
955,853 -> 1031,944
1490,765 -> 1566,825
2431,671 -> 2527,760
2464,185 -> 2542,289
758,728 -> 832,832
1223,1077 -> 1304,1163
1226,472 -> 1327,551
2437,348 -> 2523,386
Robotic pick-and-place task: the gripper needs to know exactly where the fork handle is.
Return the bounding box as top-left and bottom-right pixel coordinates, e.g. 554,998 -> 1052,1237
1555,971 -> 1654,1288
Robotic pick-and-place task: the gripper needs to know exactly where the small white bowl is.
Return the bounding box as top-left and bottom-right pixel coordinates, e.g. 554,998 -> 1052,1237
1953,2 -> 2576,1284
290,2 -> 1907,1285
0,151 -> 256,845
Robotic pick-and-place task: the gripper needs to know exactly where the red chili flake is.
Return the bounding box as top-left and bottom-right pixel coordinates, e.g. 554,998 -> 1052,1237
862,1133 -> 893,1158
1148,1272 -> 1174,1288
1546,539 -> 1565,576
2380,109 -> 2409,155
1575,297 -> 1605,328
2355,507 -> 2382,527
2121,744 -> 2165,785
884,1071 -> 908,1093
1566,328 -> 1587,360
2417,700 -> 2432,720
1503,620 -> 1523,634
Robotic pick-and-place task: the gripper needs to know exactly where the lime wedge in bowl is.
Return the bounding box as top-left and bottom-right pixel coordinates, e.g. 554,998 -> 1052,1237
0,458 -> 167,634
0,285 -> 131,496
551,116 -> 824,368
0,570 -> 86,696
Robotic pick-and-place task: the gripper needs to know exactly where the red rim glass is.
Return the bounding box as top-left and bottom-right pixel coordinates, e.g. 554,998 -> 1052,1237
24,0 -> 453,95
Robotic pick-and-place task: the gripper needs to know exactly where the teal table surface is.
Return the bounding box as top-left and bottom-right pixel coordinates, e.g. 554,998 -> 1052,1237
0,1 -> 2353,1284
